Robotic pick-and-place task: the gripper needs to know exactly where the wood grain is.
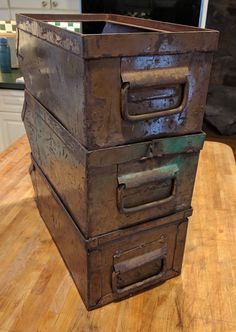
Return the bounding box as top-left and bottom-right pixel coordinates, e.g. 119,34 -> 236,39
0,135 -> 235,332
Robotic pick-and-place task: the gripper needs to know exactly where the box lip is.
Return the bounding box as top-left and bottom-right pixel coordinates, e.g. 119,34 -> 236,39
87,132 -> 206,167
16,13 -> 219,58
16,13 -> 217,33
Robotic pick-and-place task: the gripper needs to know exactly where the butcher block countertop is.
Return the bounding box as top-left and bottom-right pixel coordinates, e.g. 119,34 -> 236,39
0,135 -> 236,332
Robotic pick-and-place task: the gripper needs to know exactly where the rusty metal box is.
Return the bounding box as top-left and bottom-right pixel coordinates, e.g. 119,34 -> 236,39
16,13 -> 218,149
23,90 -> 204,238
30,158 -> 192,310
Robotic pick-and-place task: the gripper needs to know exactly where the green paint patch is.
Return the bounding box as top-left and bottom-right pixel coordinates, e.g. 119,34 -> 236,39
153,133 -> 205,156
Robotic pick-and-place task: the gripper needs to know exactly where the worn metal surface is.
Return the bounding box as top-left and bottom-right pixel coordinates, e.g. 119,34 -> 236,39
16,13 -> 218,149
16,13 -> 219,56
30,159 -> 192,310
23,90 -> 205,238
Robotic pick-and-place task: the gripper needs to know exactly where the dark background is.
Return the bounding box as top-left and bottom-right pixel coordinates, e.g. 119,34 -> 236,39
82,0 -> 201,26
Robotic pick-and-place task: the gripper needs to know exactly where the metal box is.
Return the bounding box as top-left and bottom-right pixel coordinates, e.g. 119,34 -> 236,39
23,90 -> 204,238
16,13 -> 218,149
30,158 -> 192,310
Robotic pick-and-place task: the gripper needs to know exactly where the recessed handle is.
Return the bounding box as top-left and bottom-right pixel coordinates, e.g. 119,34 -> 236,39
121,66 -> 189,122
112,247 -> 167,295
117,164 -> 178,214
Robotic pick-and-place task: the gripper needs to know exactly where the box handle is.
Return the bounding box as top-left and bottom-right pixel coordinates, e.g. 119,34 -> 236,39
117,164 -> 178,214
112,247 -> 167,295
121,66 -> 189,122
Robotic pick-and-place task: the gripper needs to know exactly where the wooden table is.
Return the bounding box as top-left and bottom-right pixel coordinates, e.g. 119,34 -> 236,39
0,136 -> 236,332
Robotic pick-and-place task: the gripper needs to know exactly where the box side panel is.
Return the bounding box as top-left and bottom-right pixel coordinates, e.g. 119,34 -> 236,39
30,162 -> 89,308
17,29 -> 86,146
23,92 -> 88,237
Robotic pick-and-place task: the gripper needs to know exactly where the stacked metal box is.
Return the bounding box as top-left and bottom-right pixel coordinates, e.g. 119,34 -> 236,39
17,13 -> 218,310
